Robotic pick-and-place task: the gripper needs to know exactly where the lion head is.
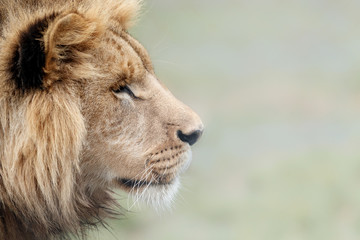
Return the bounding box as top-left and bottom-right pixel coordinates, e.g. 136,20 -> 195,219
0,0 -> 203,239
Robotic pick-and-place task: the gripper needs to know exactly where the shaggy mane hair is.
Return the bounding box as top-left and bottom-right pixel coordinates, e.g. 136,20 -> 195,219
0,0 -> 141,239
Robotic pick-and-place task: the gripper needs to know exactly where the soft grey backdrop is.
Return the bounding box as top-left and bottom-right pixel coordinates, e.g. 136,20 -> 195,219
88,0 -> 360,239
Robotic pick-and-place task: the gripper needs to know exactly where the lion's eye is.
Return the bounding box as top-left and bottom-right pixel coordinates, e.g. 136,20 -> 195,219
113,85 -> 137,98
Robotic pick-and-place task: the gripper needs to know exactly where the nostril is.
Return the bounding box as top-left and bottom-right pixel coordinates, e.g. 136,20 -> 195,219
177,129 -> 203,146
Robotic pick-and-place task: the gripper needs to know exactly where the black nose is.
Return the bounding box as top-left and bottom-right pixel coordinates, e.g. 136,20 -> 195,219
177,130 -> 203,146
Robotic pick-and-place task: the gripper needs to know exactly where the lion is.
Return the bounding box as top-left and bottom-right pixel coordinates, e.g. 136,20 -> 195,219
0,0 -> 203,239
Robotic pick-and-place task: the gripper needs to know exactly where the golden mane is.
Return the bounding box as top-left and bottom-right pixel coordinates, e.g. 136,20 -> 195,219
0,0 -> 141,239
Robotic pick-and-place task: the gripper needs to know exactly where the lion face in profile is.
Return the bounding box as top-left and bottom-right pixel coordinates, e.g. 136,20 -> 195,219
82,26 -> 203,206
0,0 -> 203,239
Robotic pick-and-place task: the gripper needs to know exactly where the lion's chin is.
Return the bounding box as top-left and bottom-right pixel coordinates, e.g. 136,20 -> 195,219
116,177 -> 181,210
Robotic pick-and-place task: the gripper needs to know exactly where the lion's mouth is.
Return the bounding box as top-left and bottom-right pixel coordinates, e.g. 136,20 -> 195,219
119,178 -> 151,188
117,178 -> 172,189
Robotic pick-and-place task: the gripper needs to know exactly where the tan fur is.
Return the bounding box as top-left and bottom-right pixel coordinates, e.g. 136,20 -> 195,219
0,0 -> 203,239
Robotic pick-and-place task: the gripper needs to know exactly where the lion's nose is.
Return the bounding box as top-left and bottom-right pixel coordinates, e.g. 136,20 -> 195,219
177,129 -> 203,146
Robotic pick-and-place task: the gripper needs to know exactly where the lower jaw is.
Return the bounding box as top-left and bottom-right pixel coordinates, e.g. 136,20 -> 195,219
125,178 -> 181,209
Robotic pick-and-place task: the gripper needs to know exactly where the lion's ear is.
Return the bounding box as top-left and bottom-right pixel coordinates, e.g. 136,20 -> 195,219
12,12 -> 100,90
43,12 -> 101,86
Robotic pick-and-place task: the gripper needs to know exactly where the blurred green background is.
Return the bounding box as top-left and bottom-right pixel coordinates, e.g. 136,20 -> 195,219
88,0 -> 360,239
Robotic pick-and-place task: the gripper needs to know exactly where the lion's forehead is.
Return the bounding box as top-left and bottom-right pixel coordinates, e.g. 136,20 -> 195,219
96,29 -> 153,86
